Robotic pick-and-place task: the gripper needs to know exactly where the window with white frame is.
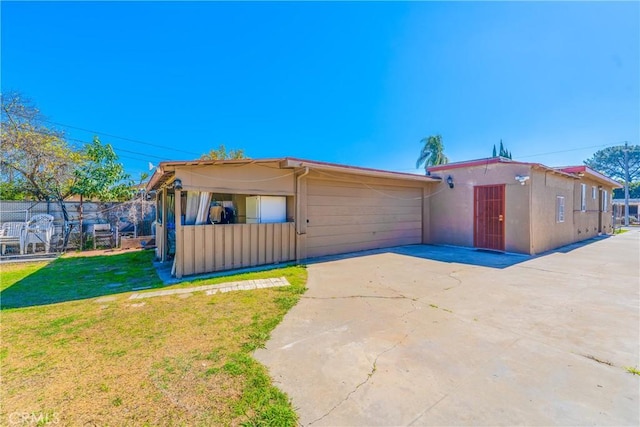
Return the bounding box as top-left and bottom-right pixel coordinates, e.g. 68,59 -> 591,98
602,190 -> 608,212
592,186 -> 597,199
580,184 -> 587,212
557,196 -> 565,223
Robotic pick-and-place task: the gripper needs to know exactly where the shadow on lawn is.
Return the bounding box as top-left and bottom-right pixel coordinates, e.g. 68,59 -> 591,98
1,251 -> 163,309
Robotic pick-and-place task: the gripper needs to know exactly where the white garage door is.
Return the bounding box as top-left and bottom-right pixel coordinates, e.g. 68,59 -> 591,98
306,178 -> 423,258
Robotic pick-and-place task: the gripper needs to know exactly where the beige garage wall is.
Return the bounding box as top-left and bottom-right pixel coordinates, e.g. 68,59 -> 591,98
429,163 -> 533,254
302,170 -> 428,258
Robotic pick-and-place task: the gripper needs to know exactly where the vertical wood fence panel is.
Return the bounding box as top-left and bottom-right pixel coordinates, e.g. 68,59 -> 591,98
178,222 -> 296,276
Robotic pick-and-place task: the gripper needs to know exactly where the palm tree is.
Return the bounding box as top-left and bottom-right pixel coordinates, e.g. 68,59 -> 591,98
416,135 -> 449,175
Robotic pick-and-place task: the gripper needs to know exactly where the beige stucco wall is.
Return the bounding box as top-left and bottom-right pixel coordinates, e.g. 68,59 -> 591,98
429,162 -> 533,254
600,185 -> 614,232
572,178 -> 602,241
429,162 -> 618,255
529,172 -> 616,254
528,169 -> 575,254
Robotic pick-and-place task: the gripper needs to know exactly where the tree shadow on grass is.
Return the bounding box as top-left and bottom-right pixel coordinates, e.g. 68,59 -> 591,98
1,251 -> 164,309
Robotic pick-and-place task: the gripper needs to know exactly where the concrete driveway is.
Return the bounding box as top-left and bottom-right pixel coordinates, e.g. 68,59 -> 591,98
255,230 -> 640,426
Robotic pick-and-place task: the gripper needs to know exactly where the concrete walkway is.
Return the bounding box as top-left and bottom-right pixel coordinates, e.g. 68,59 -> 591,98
255,231 -> 640,426
128,277 -> 290,300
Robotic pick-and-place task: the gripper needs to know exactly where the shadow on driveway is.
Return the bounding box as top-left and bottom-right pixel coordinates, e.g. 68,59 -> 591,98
305,234 -> 615,270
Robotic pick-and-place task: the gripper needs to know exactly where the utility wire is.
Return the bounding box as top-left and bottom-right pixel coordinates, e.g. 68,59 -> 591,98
8,111 -> 201,156
517,143 -> 617,159
4,126 -> 163,173
47,119 -> 201,156
5,124 -> 178,163
65,136 -> 169,161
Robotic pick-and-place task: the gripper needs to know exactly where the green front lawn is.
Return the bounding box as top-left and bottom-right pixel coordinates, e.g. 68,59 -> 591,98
1,251 -> 306,426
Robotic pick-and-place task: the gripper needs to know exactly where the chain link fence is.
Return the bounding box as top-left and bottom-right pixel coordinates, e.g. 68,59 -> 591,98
0,199 -> 155,254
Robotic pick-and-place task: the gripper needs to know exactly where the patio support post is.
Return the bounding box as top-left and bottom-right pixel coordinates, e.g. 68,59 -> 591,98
174,187 -> 183,278
161,187 -> 168,262
295,167 -> 309,262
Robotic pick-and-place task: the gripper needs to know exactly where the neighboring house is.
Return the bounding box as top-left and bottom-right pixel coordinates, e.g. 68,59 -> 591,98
146,156 -> 621,278
428,158 -> 621,255
612,198 -> 640,223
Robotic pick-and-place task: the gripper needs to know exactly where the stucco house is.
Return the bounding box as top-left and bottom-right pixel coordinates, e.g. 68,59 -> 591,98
146,156 -> 621,278
427,158 -> 621,254
612,198 -> 640,223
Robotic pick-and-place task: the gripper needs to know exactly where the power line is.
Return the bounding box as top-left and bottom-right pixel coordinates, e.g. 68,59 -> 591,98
7,125 -> 180,162
8,111 -> 201,156
517,143 -> 617,159
3,126 -> 165,174
47,119 -> 201,156
65,136 -> 169,161
63,136 -> 170,173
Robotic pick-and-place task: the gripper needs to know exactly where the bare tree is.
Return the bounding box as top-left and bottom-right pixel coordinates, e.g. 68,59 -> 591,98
1,91 -> 81,201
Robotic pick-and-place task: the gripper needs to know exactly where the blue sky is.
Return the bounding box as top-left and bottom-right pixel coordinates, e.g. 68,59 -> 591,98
2,1 -> 638,179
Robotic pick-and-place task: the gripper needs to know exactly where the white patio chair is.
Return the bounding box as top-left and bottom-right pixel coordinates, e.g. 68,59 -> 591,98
0,222 -> 26,255
23,214 -> 55,254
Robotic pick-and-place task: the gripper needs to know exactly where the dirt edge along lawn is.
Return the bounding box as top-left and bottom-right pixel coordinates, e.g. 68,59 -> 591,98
1,251 -> 307,426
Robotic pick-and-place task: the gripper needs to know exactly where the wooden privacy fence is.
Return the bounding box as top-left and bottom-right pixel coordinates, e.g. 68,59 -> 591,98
178,222 -> 296,276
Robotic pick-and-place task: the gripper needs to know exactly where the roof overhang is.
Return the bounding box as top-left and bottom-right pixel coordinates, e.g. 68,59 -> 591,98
146,157 -> 440,192
558,166 -> 622,188
280,157 -> 441,183
428,157 -> 577,179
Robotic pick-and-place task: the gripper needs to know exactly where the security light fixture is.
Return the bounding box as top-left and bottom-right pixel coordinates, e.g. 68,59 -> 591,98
446,176 -> 454,189
174,178 -> 183,190
515,175 -> 530,185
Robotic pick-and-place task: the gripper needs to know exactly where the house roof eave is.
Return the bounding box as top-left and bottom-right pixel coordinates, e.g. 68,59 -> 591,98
427,157 -> 578,179
557,166 -> 623,188
145,157 -> 441,191
281,157 -> 440,183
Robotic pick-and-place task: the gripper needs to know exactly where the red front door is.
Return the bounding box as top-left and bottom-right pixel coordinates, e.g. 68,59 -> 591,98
474,185 -> 505,251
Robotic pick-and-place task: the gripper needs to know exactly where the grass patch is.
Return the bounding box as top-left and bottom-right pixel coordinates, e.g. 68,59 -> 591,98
1,252 -> 306,426
1,251 -> 162,308
0,261 -> 49,292
614,228 -> 629,234
625,366 -> 640,376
